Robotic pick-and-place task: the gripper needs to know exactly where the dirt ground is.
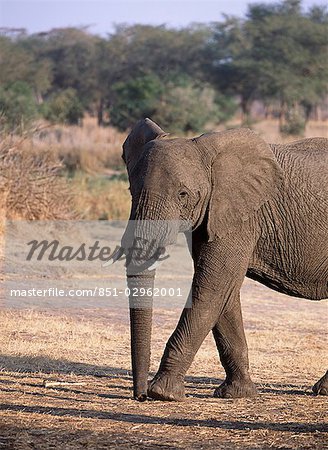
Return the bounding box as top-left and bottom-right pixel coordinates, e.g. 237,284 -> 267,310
0,119 -> 327,448
0,276 -> 327,449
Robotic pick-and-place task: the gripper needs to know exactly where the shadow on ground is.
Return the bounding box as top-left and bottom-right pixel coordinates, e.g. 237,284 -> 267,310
0,354 -> 131,378
0,354 -> 317,398
0,402 -> 327,433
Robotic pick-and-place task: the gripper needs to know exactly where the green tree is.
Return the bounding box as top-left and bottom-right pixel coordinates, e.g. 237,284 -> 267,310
206,1 -> 328,130
0,36 -> 33,86
109,74 -> 164,131
42,88 -> 84,125
204,16 -> 262,123
246,0 -> 328,132
0,81 -> 38,133
94,24 -> 210,126
1,4 -> 327,135
38,28 -> 100,108
153,77 -> 235,134
0,35 -> 53,104
17,35 -> 53,103
109,73 -> 235,133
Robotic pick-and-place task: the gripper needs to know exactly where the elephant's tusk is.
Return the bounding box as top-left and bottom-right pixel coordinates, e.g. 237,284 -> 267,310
102,247 -> 124,267
147,248 -> 167,271
147,259 -> 162,271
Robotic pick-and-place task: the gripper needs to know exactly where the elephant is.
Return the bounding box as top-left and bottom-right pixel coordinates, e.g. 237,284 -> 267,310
120,117 -> 328,402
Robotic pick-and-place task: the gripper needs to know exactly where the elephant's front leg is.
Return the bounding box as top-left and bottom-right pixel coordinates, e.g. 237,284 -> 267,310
147,237 -> 254,401
148,286 -> 222,401
212,296 -> 257,398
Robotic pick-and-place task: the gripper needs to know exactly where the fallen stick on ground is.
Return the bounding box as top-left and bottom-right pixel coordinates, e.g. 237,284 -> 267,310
43,380 -> 86,388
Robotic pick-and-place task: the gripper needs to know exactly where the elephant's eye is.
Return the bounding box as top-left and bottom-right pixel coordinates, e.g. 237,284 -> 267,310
178,191 -> 189,205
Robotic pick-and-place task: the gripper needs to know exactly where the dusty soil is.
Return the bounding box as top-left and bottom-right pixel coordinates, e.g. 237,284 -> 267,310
0,119 -> 327,448
0,278 -> 327,449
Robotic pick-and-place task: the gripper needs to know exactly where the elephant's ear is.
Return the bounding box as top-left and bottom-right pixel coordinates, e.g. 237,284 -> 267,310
122,118 -> 168,174
203,128 -> 283,241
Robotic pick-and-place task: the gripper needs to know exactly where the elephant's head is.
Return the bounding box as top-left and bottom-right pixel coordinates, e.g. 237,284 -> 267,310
122,118 -> 282,400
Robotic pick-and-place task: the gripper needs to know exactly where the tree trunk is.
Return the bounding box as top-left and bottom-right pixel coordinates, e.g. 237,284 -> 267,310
279,99 -> 287,130
97,98 -> 104,126
241,97 -> 251,124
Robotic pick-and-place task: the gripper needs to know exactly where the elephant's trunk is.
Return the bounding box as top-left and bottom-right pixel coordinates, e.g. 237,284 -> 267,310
128,272 -> 154,401
124,193 -> 179,400
124,213 -> 157,401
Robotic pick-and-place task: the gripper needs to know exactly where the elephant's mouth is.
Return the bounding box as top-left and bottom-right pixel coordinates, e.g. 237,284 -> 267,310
121,219 -> 179,275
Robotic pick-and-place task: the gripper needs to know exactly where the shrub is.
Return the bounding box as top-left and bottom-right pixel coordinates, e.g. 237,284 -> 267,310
0,81 -> 38,133
153,80 -> 234,134
109,74 -> 236,134
42,89 -> 84,125
71,172 -> 130,220
109,74 -> 163,131
0,136 -> 76,225
280,107 -> 306,136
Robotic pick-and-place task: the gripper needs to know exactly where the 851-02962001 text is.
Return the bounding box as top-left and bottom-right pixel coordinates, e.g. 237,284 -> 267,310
9,287 -> 183,298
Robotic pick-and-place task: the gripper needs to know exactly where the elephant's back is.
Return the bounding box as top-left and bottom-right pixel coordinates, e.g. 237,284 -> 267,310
253,138 -> 328,300
271,137 -> 328,165
270,138 -> 328,199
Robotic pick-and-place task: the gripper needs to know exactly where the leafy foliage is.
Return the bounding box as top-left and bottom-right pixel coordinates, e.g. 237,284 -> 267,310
206,1 -> 328,130
109,74 -> 164,131
280,106 -> 307,135
0,0 -> 327,134
153,79 -> 235,134
0,81 -> 37,133
42,88 -> 84,125
109,74 -> 235,133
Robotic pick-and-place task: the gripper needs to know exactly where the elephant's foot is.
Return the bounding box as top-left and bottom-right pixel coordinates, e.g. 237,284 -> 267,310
148,373 -> 186,401
214,378 -> 257,399
312,372 -> 328,396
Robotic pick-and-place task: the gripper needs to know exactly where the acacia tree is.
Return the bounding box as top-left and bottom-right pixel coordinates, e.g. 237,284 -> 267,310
204,17 -> 260,123
95,24 -> 211,126
205,0 -> 328,129
1,2 -> 327,134
109,73 -> 231,133
35,28 -> 100,108
0,81 -> 37,132
246,0 -> 328,132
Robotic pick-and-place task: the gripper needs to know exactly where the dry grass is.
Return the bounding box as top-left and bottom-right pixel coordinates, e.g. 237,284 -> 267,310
0,279 -> 327,449
252,119 -> 328,143
211,119 -> 328,143
70,173 -> 130,220
0,118 -> 130,222
0,120 -> 130,228
31,117 -> 125,173
65,118 -> 327,222
0,134 -> 77,263
19,117 -> 328,175
0,136 -> 75,235
0,118 -> 327,448
2,117 -> 325,225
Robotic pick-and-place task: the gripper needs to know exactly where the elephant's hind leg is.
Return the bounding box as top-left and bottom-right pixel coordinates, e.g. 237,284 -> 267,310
313,370 -> 328,395
212,297 -> 257,398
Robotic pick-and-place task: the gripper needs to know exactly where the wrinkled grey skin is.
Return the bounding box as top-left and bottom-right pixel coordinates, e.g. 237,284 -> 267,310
122,118 -> 328,401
